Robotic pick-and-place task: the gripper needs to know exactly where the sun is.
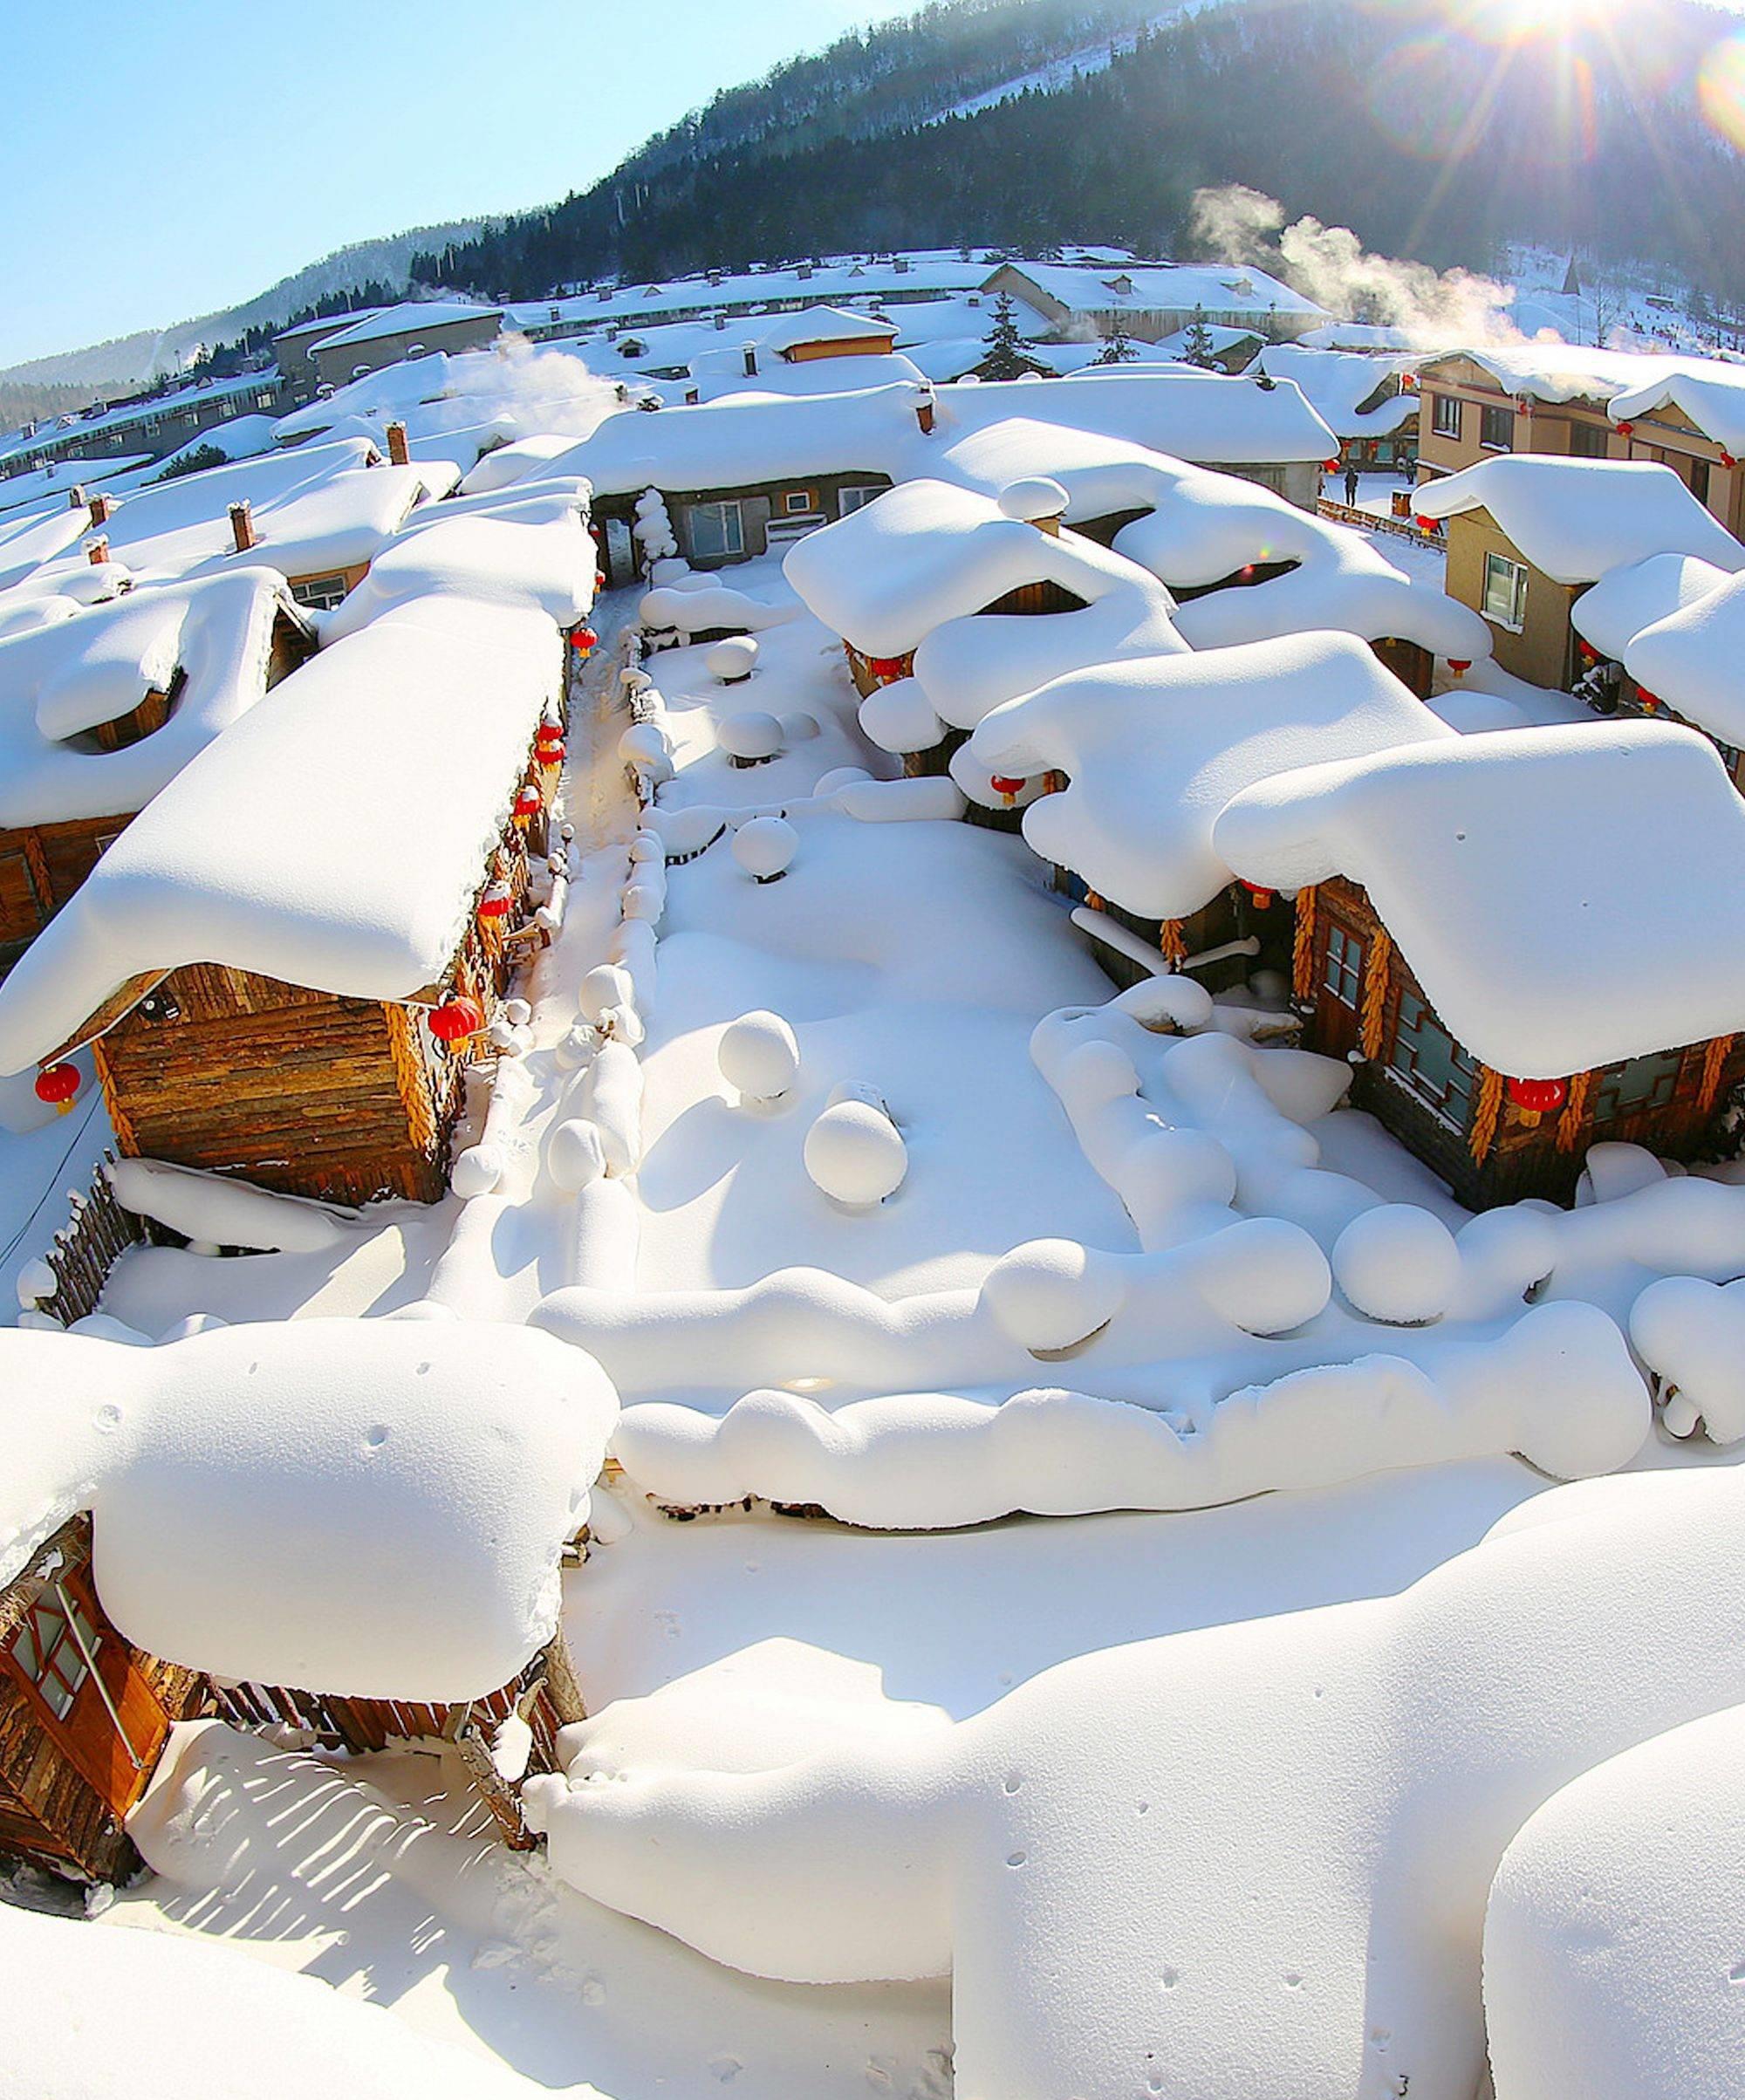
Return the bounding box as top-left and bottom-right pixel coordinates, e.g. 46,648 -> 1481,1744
1463,0 -> 1625,37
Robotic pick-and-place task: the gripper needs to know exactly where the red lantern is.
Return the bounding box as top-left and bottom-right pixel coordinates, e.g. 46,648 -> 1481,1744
1578,639 -> 1598,660
1616,421 -> 1634,438
1241,880 -> 1276,909
1448,659 -> 1471,675
34,1063 -> 79,1112
1517,398 -> 1534,418
428,995 -> 484,1044
989,774 -> 1025,797
1324,459 -> 1340,473
1637,689 -> 1659,711
537,738 -> 566,766
1415,515 -> 1436,531
513,784 -> 543,828
1507,1076 -> 1568,1115
595,569 -> 607,591
571,626 -> 599,654
868,657 -> 906,683
1722,453 -> 1738,471
476,884 -> 513,923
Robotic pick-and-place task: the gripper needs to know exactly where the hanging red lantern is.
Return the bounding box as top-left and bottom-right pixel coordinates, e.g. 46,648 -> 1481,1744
1578,639 -> 1598,661
537,737 -> 566,767
868,657 -> 906,683
989,774 -> 1025,806
1241,880 -> 1276,909
1507,1076 -> 1568,1115
1415,514 -> 1436,531
1324,458 -> 1340,474
1517,398 -> 1534,418
595,569 -> 607,591
1722,452 -> 1738,471
476,884 -> 513,924
513,784 -> 543,828
1448,659 -> 1471,675
570,626 -> 599,654
1616,421 -> 1635,438
428,995 -> 484,1044
34,1063 -> 79,1112
1637,689 -> 1660,711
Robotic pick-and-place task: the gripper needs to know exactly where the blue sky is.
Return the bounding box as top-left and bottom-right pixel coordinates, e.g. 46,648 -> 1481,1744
0,0 -> 916,371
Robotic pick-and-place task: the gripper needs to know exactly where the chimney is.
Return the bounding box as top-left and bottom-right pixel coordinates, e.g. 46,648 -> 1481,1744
87,492 -> 112,529
708,267 -> 723,287
229,500 -> 257,554
67,483 -> 88,511
386,420 -> 410,467
914,386 -> 936,435
86,535 -> 109,566
797,263 -> 814,282
714,311 -> 728,332
895,257 -> 911,276
742,345 -> 759,378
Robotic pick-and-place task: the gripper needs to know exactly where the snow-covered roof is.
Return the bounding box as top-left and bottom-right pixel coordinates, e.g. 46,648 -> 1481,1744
1215,721 -> 1745,1077
272,304 -> 389,349
1569,551 -> 1732,665
1605,365 -> 1745,455
25,438 -> 458,592
993,258 -> 1327,324
311,299 -> 504,352
1620,570 -> 1745,747
0,455 -> 154,521
320,499 -> 597,638
968,631 -> 1454,920
1255,345 -> 1418,438
784,475 -> 1159,659
0,567 -> 308,829
0,498 -> 96,588
0,591 -> 560,1073
1419,344 -> 1692,407
544,369 -> 1337,501
756,305 -> 899,356
1414,455 -> 1745,585
0,1317 -> 616,1703
695,352 -> 929,404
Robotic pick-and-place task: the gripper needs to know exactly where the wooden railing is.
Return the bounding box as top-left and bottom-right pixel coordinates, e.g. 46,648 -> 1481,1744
36,1152 -> 156,1328
1317,496 -> 1443,545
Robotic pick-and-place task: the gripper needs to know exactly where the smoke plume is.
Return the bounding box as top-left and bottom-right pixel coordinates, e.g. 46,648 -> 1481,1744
1189,185 -> 1529,348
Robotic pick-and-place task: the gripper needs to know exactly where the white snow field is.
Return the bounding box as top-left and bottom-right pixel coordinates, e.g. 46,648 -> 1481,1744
3,315 -> 1745,2100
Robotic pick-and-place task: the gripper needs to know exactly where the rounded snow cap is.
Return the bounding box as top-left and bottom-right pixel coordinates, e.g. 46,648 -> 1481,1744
996,476 -> 1070,524
719,1010 -> 801,1105
548,1118 -> 609,1194
579,964 -> 636,1025
732,815 -> 798,883
813,766 -> 872,797
1332,1204 -> 1461,1325
619,722 -> 672,770
718,709 -> 784,763
982,1240 -> 1123,1357
804,1100 -> 907,1207
707,635 -> 760,685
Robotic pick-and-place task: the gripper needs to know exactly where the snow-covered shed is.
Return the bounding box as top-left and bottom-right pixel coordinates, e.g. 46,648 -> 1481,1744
967,630 -> 1451,986
1414,455 -> 1745,687
1256,344 -> 1420,469
1215,721 -> 1745,1204
0,571 -> 315,984
0,1317 -> 618,1879
0,592 -> 567,1202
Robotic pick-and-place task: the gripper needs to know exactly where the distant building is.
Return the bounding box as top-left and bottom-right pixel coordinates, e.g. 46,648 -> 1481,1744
982,259 -> 1329,347
308,300 -> 505,392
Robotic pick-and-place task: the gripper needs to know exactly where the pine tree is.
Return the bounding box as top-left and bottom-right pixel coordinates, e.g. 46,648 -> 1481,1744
1180,304 -> 1217,369
980,291 -> 1033,380
1094,323 -> 1138,365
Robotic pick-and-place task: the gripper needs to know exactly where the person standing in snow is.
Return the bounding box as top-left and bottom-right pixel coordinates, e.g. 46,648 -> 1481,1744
1344,464 -> 1360,508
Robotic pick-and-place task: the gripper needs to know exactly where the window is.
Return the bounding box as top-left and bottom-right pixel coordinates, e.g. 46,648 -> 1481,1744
10,1590 -> 99,1721
255,392 -> 277,411
838,484 -> 885,516
1568,419 -> 1609,458
1482,551 -> 1529,631
1690,456 -> 1711,507
0,848 -> 44,938
1389,992 -> 1479,1127
688,499 -> 744,560
1430,393 -> 1461,441
1593,1050 -> 1683,1122
1480,402 -> 1514,450
1323,922 -> 1365,1009
783,489 -> 814,515
290,573 -> 351,611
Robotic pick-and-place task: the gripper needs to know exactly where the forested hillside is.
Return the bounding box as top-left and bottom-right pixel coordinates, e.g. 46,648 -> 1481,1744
420,0 -> 1745,311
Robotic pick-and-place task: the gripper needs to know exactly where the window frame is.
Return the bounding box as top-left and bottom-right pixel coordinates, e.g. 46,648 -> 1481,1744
289,573 -> 351,611
1388,990 -> 1480,1130
1430,392 -> 1461,441
1593,1050 -> 1684,1123
838,484 -> 885,517
1323,921 -> 1365,1009
1482,550 -> 1529,633
1479,401 -> 1515,451
9,1591 -> 100,1722
687,499 -> 745,560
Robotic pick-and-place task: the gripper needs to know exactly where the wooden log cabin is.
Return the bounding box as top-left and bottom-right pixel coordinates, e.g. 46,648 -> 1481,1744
0,1514 -> 588,1880
1215,722 -> 1745,1209
0,592 -> 576,1206
0,571 -> 315,982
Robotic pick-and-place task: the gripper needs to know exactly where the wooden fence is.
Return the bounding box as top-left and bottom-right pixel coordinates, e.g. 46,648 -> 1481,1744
1317,496 -> 1443,545
36,1152 -> 157,1328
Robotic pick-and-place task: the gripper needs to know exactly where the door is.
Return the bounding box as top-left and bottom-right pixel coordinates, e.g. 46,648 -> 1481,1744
1316,919 -> 1366,1060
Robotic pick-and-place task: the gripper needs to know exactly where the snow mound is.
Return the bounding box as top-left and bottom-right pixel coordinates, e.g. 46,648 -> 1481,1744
1628,1273 -> 1745,1445
718,709 -> 784,763
1331,1204 -> 1461,1324
706,635 -> 760,683
804,1100 -> 908,1207
979,1238 -> 1123,1355
731,814 -> 798,882
719,1011 -> 801,1105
